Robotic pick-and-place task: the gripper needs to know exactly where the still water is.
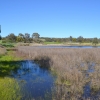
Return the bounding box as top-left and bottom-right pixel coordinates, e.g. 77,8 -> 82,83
33,46 -> 100,48
1,60 -> 55,100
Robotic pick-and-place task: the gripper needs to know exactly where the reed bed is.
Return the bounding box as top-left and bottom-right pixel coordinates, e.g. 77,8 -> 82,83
17,46 -> 100,99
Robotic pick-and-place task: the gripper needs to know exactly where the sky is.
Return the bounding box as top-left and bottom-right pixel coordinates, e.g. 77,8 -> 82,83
0,0 -> 100,38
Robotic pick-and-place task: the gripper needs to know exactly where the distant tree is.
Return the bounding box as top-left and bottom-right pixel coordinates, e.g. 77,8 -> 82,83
17,33 -> 24,42
24,33 -> 30,39
69,36 -> 73,42
77,36 -> 84,44
24,33 -> 30,43
32,33 -> 40,39
72,38 -> 76,42
17,36 -> 24,42
92,37 -> 98,46
6,33 -> 17,42
18,33 -> 24,38
98,38 -> 100,43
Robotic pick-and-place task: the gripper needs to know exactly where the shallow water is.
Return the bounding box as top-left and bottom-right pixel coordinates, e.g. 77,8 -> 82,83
33,46 -> 100,48
0,58 -> 99,99
2,60 -> 55,100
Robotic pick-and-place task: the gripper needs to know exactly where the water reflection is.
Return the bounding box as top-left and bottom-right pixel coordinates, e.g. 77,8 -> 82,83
12,60 -> 55,100
0,60 -> 55,100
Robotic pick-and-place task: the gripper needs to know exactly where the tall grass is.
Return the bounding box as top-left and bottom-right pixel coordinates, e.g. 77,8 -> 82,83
0,51 -> 24,100
0,77 -> 22,100
17,46 -> 100,99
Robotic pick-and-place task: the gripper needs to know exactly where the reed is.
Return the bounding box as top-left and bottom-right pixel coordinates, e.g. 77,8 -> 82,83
17,46 -> 100,99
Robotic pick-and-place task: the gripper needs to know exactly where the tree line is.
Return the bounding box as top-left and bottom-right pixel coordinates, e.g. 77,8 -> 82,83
1,33 -> 40,43
0,33 -> 99,45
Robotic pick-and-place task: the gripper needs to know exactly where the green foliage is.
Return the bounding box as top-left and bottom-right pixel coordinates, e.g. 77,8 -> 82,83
0,51 -> 22,100
32,33 -> 40,39
77,36 -> 84,44
92,37 -> 98,46
33,38 -> 43,43
69,36 -> 73,42
0,43 -> 15,48
0,51 -> 22,76
6,33 -> 17,42
17,36 -> 24,42
0,77 -> 22,100
44,42 -> 61,44
0,40 -> 2,43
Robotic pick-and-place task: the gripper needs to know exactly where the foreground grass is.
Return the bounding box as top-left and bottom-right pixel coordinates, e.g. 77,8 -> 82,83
0,51 -> 23,100
0,77 -> 22,100
0,43 -> 15,48
17,46 -> 100,99
0,51 -> 22,77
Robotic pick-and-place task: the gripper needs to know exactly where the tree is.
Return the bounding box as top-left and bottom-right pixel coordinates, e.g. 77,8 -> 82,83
17,33 -> 24,42
92,37 -> 98,46
72,38 -> 76,42
32,33 -> 40,39
77,36 -> 84,44
24,33 -> 30,39
6,33 -> 17,42
24,33 -> 30,43
69,36 -> 73,42
18,33 -> 24,38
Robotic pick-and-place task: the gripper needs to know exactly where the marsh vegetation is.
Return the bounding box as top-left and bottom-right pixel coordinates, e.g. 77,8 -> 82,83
0,50 -> 55,100
17,46 -> 100,100
1,45 -> 100,100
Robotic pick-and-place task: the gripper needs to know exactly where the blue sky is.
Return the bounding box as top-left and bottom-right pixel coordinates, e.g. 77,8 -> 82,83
0,0 -> 100,38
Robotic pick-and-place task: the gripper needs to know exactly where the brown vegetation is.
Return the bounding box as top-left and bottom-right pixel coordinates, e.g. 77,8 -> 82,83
0,46 -> 6,55
17,46 -> 100,99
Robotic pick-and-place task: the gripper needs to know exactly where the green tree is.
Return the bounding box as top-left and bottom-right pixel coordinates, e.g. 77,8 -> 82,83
69,36 -> 73,42
6,33 -> 17,42
24,33 -> 30,43
92,37 -> 98,46
72,38 -> 76,42
18,33 -> 24,38
32,33 -> 40,39
77,36 -> 84,44
17,33 -> 24,42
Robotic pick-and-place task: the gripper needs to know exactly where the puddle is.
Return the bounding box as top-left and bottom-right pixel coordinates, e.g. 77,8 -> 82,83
87,62 -> 95,73
83,83 -> 91,99
1,60 -> 55,100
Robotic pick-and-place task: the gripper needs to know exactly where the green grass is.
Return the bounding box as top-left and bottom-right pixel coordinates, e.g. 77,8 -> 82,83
0,40 -> 2,43
43,42 -> 62,45
0,43 -> 16,48
0,77 -> 22,100
0,51 -> 22,77
0,51 -> 22,61
0,51 -> 23,100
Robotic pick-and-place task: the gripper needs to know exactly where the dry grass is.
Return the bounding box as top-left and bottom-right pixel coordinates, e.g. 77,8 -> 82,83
0,46 -> 6,55
17,46 -> 100,99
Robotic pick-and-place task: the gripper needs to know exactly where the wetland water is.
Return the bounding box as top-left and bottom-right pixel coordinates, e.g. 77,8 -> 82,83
1,46 -> 100,100
32,46 -> 100,48
0,60 -> 55,100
